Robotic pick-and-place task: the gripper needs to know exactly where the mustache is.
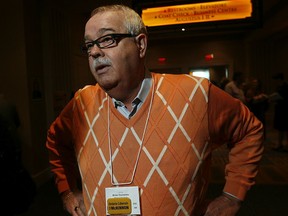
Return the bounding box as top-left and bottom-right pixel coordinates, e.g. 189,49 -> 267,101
93,58 -> 112,68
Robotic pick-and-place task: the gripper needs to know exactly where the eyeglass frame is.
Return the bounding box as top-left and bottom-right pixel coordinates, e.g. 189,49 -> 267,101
82,33 -> 137,54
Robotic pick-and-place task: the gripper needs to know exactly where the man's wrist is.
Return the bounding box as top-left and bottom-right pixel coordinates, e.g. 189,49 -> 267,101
61,189 -> 73,202
222,192 -> 242,204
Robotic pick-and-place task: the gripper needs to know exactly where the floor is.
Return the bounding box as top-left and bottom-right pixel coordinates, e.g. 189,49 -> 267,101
18,117 -> 288,216
208,128 -> 288,216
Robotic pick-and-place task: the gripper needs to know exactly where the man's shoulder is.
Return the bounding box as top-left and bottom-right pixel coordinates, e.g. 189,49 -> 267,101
75,84 -> 102,96
152,73 -> 210,94
153,73 -> 208,84
73,84 -> 106,106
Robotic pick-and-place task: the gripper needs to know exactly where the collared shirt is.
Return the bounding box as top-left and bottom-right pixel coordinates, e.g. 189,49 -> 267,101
112,78 -> 152,119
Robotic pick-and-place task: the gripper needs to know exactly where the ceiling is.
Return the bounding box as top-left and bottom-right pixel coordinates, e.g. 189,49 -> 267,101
54,0 -> 285,20
51,0 -> 288,41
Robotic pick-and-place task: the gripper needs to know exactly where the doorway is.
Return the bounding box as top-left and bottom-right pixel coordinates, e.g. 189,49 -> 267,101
190,65 -> 229,87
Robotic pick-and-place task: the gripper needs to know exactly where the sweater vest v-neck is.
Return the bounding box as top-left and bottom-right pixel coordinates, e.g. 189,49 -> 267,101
72,73 -> 210,216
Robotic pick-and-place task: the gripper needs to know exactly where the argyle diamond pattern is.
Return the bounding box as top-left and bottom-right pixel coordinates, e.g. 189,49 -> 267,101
75,74 -> 210,215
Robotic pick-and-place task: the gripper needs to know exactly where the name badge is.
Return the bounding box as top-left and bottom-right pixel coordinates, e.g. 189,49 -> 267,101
105,186 -> 141,215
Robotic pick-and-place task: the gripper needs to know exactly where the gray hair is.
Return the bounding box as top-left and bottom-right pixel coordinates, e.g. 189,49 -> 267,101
91,5 -> 147,35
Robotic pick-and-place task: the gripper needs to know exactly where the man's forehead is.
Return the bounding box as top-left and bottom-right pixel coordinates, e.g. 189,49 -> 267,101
90,10 -> 123,23
86,11 -> 124,31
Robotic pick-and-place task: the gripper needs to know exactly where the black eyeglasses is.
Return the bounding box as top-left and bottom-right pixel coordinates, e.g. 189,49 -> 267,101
82,33 -> 137,53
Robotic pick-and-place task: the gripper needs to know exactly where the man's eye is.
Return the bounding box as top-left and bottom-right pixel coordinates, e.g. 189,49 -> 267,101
85,42 -> 94,49
99,36 -> 113,43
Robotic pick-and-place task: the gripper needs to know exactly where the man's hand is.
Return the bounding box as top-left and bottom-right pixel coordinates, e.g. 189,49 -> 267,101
61,190 -> 87,216
204,193 -> 241,216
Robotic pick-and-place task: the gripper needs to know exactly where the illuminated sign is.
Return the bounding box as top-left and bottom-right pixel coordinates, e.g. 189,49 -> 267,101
142,0 -> 252,27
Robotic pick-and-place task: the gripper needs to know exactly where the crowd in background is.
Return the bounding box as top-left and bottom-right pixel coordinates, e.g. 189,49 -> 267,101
219,72 -> 288,152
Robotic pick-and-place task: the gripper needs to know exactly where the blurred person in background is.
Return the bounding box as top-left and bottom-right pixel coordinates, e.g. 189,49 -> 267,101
0,93 -> 36,215
245,78 -> 269,139
270,73 -> 288,152
225,72 -> 246,104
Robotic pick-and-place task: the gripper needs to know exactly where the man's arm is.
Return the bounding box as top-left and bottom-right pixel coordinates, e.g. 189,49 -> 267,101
46,99 -> 80,193
206,83 -> 264,215
46,99 -> 85,215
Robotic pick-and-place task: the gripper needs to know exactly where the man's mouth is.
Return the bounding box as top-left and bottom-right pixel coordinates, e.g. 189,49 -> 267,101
95,64 -> 110,73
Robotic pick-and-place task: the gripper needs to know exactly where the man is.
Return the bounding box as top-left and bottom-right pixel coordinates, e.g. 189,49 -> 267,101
46,5 -> 264,216
225,72 -> 246,104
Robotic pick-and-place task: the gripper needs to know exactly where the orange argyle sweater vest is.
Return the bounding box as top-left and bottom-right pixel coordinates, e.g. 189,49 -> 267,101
73,73 -> 210,216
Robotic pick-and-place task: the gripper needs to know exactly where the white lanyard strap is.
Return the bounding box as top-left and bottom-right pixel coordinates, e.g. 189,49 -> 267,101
107,80 -> 154,186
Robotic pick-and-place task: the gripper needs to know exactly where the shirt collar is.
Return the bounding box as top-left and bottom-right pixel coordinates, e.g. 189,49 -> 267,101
112,77 -> 152,108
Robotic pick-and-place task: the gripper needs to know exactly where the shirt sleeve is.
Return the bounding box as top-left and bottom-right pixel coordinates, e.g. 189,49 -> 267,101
208,83 -> 264,200
46,99 -> 81,194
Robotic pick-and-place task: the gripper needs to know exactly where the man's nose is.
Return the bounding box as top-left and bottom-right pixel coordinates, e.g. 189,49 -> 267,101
89,44 -> 104,58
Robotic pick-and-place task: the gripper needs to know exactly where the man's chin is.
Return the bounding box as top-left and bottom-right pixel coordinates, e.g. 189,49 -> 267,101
98,82 -> 116,92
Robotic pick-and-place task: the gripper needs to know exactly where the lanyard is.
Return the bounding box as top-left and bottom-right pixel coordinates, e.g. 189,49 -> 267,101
107,80 -> 154,186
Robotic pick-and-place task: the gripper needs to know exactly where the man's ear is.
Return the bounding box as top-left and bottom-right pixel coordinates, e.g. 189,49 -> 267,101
136,34 -> 147,58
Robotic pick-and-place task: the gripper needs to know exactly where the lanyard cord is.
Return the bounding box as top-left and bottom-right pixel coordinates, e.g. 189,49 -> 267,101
107,79 -> 155,186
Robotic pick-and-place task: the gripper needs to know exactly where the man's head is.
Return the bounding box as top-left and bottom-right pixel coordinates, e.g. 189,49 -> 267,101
90,5 -> 147,36
83,5 -> 148,101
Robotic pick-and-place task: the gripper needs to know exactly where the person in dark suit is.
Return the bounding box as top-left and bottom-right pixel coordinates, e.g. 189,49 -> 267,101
271,73 -> 288,151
